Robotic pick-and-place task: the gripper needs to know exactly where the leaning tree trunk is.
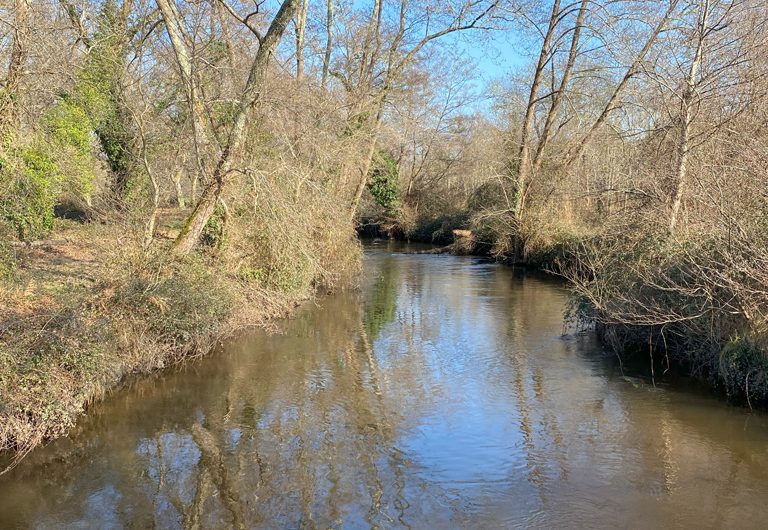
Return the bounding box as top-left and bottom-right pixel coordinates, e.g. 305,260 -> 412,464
348,92 -> 387,222
173,160 -> 226,255
531,0 -> 587,174
563,0 -> 680,169
349,131 -> 380,222
161,0 -> 298,256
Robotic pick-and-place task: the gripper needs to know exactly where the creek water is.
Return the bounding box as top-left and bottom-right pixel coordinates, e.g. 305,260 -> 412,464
1,241 -> 768,529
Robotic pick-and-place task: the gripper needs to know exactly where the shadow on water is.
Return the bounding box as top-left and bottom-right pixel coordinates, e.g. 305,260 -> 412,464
1,242 -> 768,528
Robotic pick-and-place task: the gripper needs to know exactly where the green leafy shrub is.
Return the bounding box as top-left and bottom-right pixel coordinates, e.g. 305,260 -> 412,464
41,100 -> 97,201
60,0 -> 136,197
212,100 -> 239,130
42,100 -> 92,153
0,147 -> 60,240
367,150 -> 400,216
0,97 -> 101,241
201,204 -> 227,249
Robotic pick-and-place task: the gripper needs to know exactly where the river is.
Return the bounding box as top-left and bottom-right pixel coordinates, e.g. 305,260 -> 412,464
1,241 -> 767,529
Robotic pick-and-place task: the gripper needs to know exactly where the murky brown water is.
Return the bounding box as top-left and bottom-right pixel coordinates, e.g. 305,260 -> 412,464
1,241 -> 768,529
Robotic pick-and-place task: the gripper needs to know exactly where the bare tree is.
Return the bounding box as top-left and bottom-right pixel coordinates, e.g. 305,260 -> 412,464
562,0 -> 681,168
509,0 -> 587,224
339,0 -> 503,221
158,0 -> 298,255
642,0 -> 765,233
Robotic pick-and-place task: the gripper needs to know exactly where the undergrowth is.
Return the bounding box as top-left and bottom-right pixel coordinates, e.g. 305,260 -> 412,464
563,225 -> 768,408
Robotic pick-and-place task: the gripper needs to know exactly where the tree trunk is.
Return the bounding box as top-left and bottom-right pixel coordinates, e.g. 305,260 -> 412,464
142,176 -> 160,250
670,1 -> 707,234
321,0 -> 333,88
669,104 -> 691,232
347,92 -> 387,222
532,0 -> 588,173
7,0 -> 29,98
173,166 -> 225,256
669,95 -> 693,233
349,133 -> 379,223
1,0 -> 29,131
190,172 -> 198,203
172,168 -> 186,208
136,111 -> 160,250
156,0 -> 215,182
163,0 -> 298,255
511,0 -> 561,223
295,0 -> 308,82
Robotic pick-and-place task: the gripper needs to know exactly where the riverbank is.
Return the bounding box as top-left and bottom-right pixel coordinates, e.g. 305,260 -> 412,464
364,216 -> 768,409
0,217 -> 360,469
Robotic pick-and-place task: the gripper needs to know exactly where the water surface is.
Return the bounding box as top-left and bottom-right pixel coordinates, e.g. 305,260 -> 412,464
1,241 -> 768,528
